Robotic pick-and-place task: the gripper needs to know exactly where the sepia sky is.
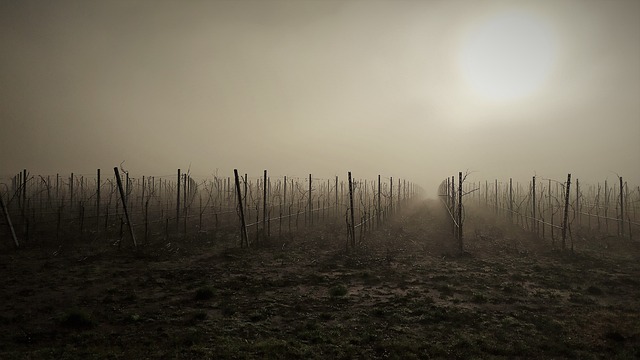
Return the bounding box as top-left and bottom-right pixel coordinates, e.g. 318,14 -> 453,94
1,0 -> 639,195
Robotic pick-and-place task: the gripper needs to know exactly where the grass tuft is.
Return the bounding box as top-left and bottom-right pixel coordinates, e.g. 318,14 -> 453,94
194,286 -> 215,301
329,284 -> 348,297
60,309 -> 95,329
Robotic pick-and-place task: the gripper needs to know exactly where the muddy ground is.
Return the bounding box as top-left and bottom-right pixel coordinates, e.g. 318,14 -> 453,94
1,200 -> 639,359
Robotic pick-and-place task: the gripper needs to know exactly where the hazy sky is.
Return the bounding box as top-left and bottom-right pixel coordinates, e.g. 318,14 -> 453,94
1,0 -> 639,195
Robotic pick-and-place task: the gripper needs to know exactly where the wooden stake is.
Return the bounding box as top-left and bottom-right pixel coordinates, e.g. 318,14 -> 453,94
561,174 -> 571,251
308,174 -> 313,226
390,177 -> 393,215
532,176 -> 537,235
377,175 -> 381,226
0,193 -> 19,248
114,167 -> 137,248
348,172 -> 356,248
176,169 -> 181,226
97,169 -> 101,232
458,172 -> 463,253
234,169 -> 248,248
619,176 -> 624,237
263,170 -> 267,243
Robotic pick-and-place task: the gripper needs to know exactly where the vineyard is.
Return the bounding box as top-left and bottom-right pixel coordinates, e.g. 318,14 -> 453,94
440,172 -> 640,254
1,169 -> 639,359
0,168 -> 420,252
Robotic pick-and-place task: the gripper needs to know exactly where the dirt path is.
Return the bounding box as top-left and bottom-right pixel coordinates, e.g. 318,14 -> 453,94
1,199 -> 639,359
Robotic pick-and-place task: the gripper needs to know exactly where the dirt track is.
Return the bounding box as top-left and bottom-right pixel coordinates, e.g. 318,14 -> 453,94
1,199 -> 639,359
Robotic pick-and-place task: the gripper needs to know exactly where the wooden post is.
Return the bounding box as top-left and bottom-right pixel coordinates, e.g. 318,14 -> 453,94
451,176 -> 455,236
596,183 -> 601,232
96,169 -> 101,232
268,178 -> 271,237
532,176 -> 537,235
348,172 -> 356,248
575,179 -> 580,227
605,180 -> 609,233
390,177 -> 393,215
22,169 -> 27,212
21,170 -> 27,238
458,172 -> 463,253
263,170 -> 267,243
0,193 -> 19,248
243,174 -> 248,219
308,174 -> 313,226
377,175 -> 381,226
114,167 -> 137,248
335,176 -> 338,219
619,176 -> 624,237
283,176 -> 287,233
549,178 -> 554,246
234,169 -> 248,248
176,169 -> 181,226
561,174 -> 571,251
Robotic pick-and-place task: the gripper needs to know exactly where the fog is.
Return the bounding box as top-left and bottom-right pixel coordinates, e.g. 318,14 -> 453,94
1,0 -> 639,196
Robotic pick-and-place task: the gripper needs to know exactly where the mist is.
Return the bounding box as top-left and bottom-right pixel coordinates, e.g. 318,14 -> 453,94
1,0 -> 639,195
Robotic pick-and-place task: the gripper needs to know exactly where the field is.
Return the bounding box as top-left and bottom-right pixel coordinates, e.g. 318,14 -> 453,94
1,199 -> 640,359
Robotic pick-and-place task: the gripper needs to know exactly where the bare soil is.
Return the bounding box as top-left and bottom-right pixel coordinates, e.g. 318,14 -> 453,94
1,200 -> 639,359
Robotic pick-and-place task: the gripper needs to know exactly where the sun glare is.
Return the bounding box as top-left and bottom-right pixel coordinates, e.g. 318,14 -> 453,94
458,9 -> 558,102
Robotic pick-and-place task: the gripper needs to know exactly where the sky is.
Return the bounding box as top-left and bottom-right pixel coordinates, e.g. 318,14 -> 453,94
1,0 -> 639,196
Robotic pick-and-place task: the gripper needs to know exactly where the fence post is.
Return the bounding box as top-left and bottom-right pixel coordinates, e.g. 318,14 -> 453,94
114,167 -> 137,249
561,173 -> 571,252
234,169 -> 248,248
575,178 -> 580,228
532,176 -> 537,235
308,174 -> 313,226
335,176 -> 339,220
176,169 -> 181,226
0,193 -> 19,248
458,172 -> 463,253
390,177 -> 393,215
22,169 -> 27,212
377,175 -> 381,226
604,180 -> 609,233
451,176 -> 455,236
263,170 -> 268,243
549,178 -> 554,246
96,169 -> 101,232
348,172 -> 356,248
619,176 -> 624,237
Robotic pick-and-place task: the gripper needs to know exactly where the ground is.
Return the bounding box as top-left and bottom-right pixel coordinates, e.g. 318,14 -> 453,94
1,200 -> 639,359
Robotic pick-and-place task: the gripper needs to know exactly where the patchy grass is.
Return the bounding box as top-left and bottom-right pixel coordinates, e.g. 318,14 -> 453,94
328,284 -> 348,297
0,200 -> 638,359
194,286 -> 215,300
59,309 -> 95,329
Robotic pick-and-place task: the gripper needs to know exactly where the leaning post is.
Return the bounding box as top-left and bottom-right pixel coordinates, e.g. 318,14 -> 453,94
234,169 -> 248,248
114,167 -> 137,248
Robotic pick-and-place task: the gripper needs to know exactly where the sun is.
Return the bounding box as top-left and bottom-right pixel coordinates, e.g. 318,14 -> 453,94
457,9 -> 558,102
